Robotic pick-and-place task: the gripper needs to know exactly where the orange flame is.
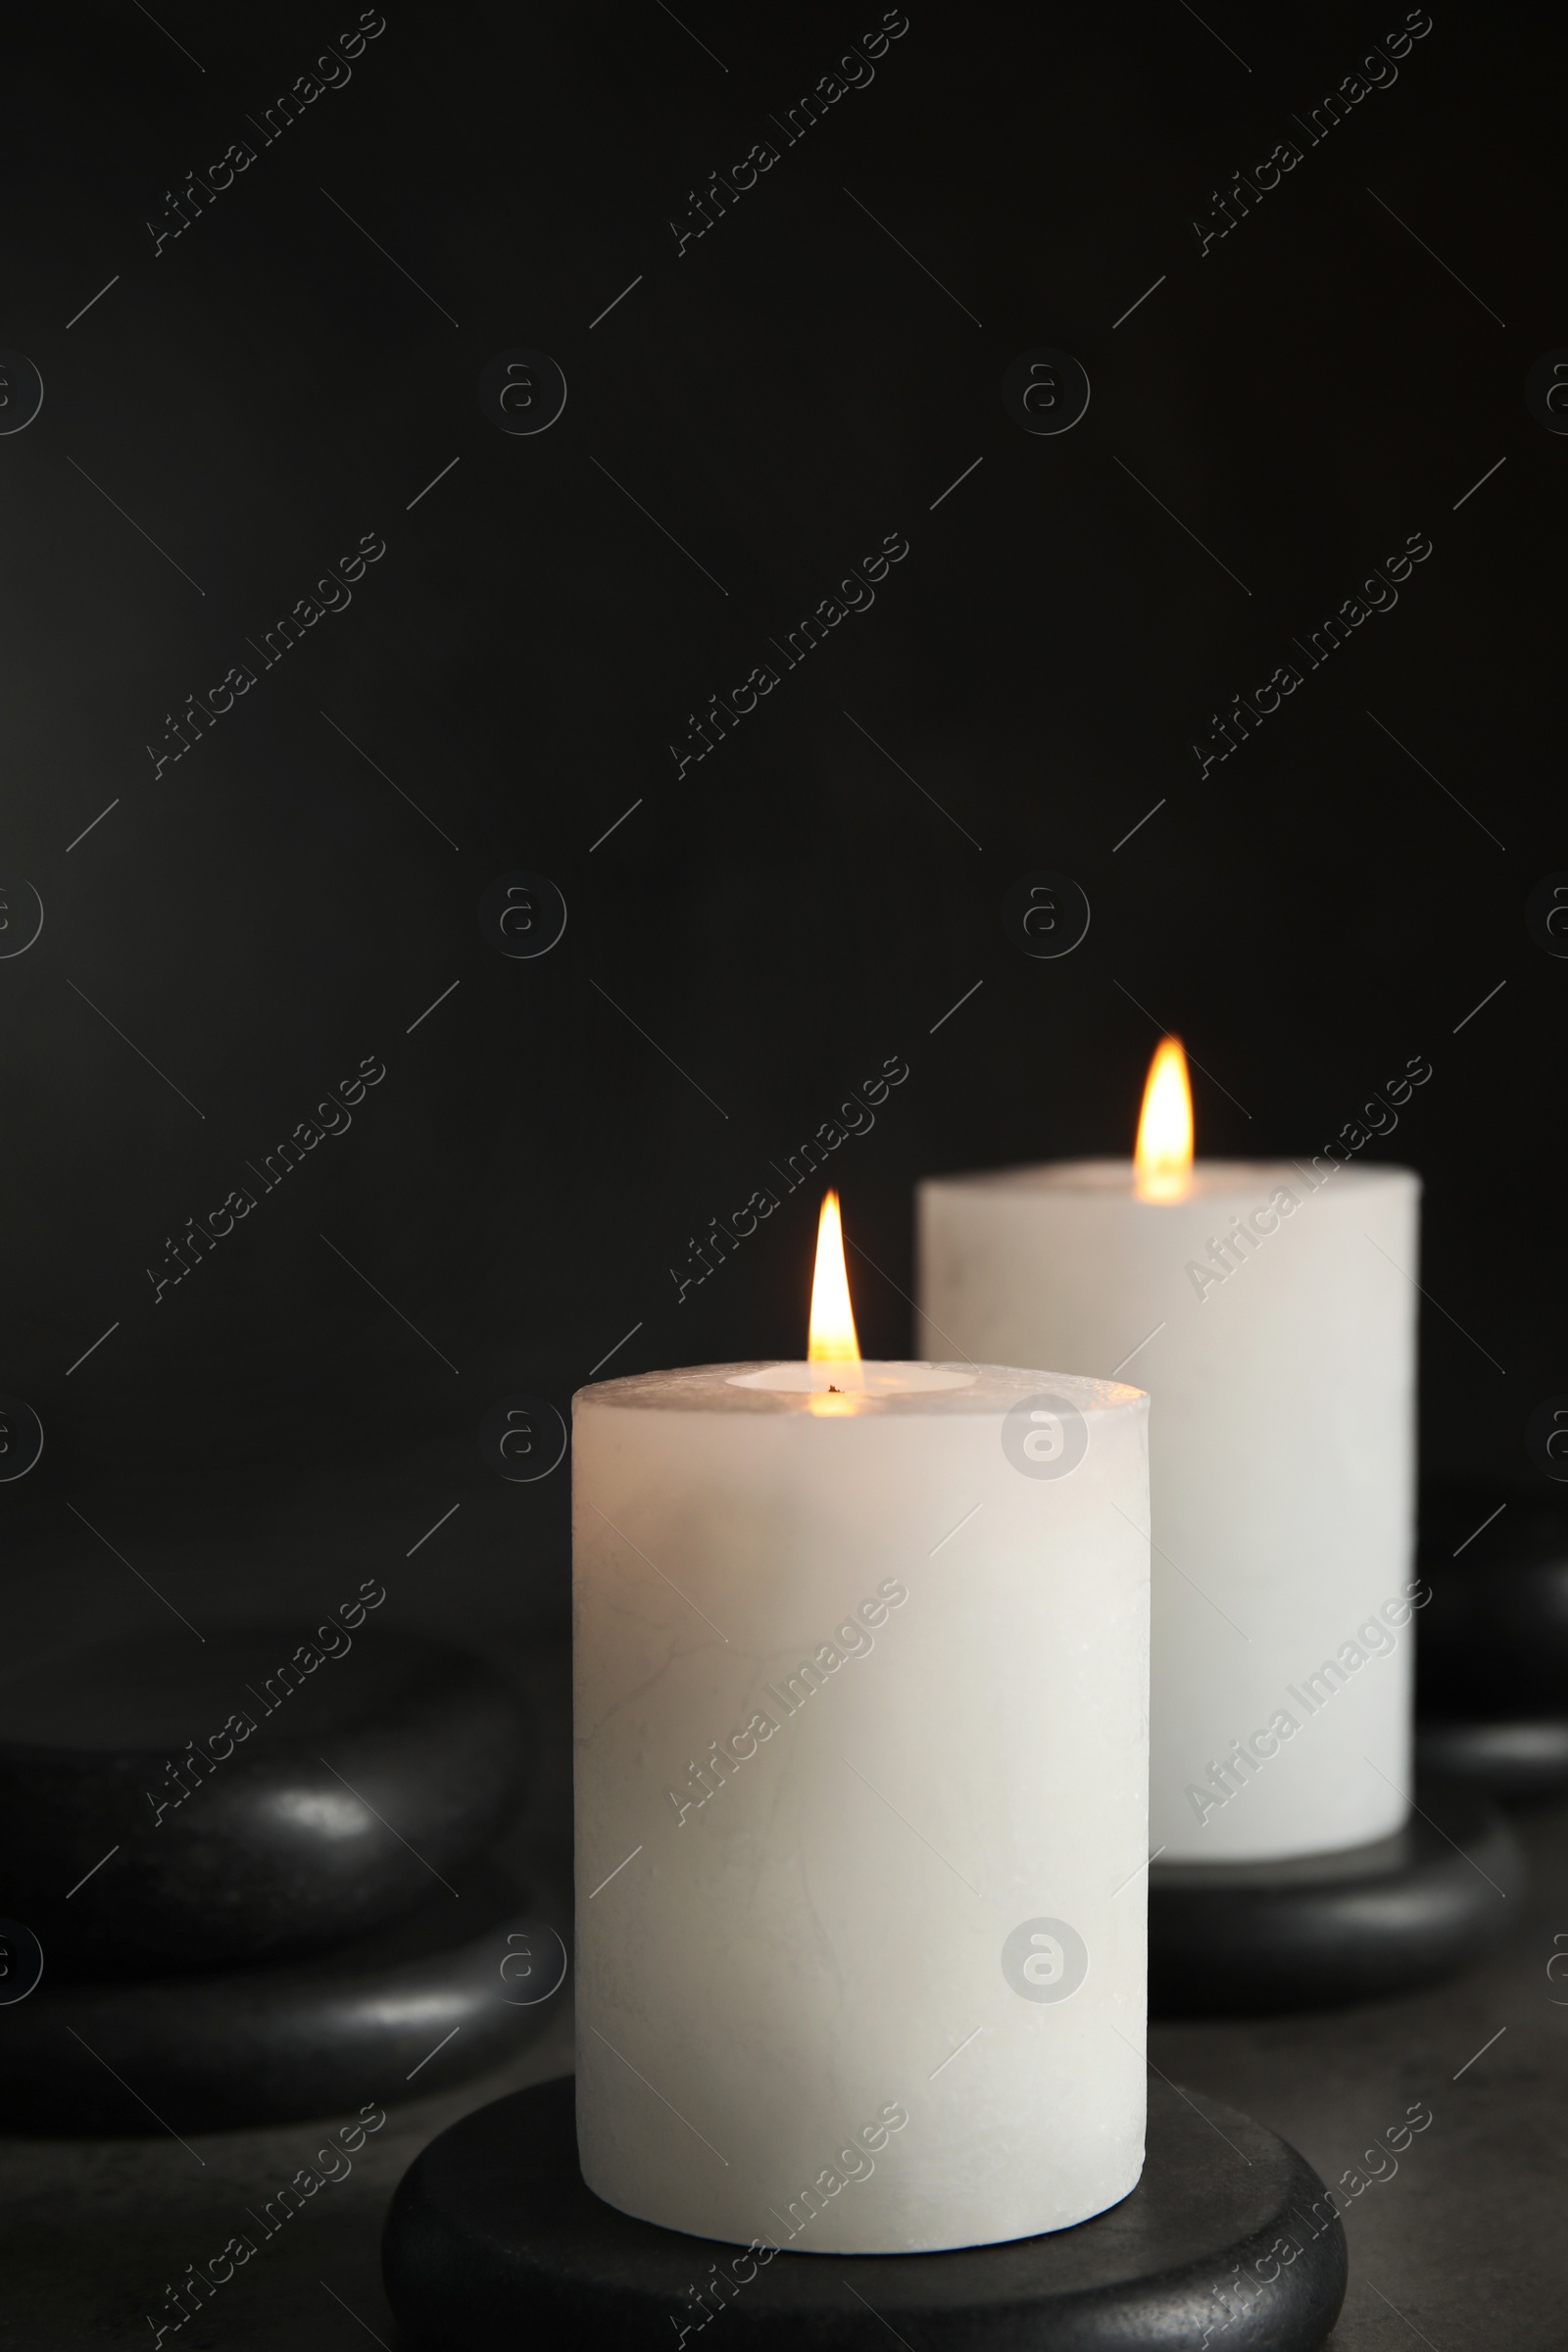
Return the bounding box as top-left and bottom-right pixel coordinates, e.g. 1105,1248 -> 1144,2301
1135,1037 -> 1194,1202
808,1191 -> 861,1363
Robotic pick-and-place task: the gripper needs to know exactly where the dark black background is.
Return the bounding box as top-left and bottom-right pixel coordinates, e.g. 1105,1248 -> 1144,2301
2,0 -> 1559,1651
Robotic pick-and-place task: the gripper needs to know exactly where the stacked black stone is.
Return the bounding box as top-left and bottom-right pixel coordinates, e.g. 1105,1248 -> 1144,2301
1415,1489 -> 1568,1800
0,1617 -> 552,2130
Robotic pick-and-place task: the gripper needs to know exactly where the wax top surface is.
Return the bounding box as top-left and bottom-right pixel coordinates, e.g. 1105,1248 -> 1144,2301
921,1156 -> 1419,1198
575,1360 -> 1147,1416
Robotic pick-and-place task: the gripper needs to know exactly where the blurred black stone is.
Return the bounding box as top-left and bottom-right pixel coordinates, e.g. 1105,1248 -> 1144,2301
381,2075 -> 1347,2351
1149,1777 -> 1524,2014
1415,1490 -> 1568,1798
0,1625 -> 530,1969
1416,1717 -> 1568,1803
0,1860 -> 564,2132
1418,1490 -> 1568,1713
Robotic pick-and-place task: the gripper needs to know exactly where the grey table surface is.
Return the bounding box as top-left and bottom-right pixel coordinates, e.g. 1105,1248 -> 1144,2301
2,1640 -> 1562,2350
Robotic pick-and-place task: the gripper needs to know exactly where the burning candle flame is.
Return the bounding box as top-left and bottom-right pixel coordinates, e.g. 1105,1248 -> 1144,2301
808,1191 -> 861,1364
1134,1037 -> 1194,1202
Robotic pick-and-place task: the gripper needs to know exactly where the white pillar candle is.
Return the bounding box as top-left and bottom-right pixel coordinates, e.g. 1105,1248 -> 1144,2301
572,1214 -> 1151,2254
917,1045 -> 1420,1865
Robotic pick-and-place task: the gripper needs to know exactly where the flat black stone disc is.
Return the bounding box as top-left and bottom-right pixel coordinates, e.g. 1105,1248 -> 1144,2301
382,2075 -> 1347,2350
0,1862 -> 564,2132
1414,1489 -> 1568,1801
0,1626 -> 530,1969
1150,1776 -> 1524,2014
1416,1715 -> 1568,1802
1417,1487 -> 1568,1712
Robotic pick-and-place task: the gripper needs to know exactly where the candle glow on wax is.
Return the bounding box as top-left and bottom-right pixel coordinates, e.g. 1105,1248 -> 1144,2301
1133,1037 -> 1194,1203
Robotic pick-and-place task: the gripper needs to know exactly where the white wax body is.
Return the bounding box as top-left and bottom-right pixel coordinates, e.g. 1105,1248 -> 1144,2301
918,1164 -> 1420,1863
573,1360 -> 1150,2254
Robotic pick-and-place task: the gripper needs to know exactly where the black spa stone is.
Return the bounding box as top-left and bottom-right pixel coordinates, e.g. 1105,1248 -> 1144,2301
381,2075 -> 1347,2351
1417,1489 -> 1568,1716
1416,1715 -> 1568,1801
0,1623 -> 530,1969
0,1861 -> 564,2132
1149,1776 -> 1524,2014
1411,1491 -> 1568,1799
